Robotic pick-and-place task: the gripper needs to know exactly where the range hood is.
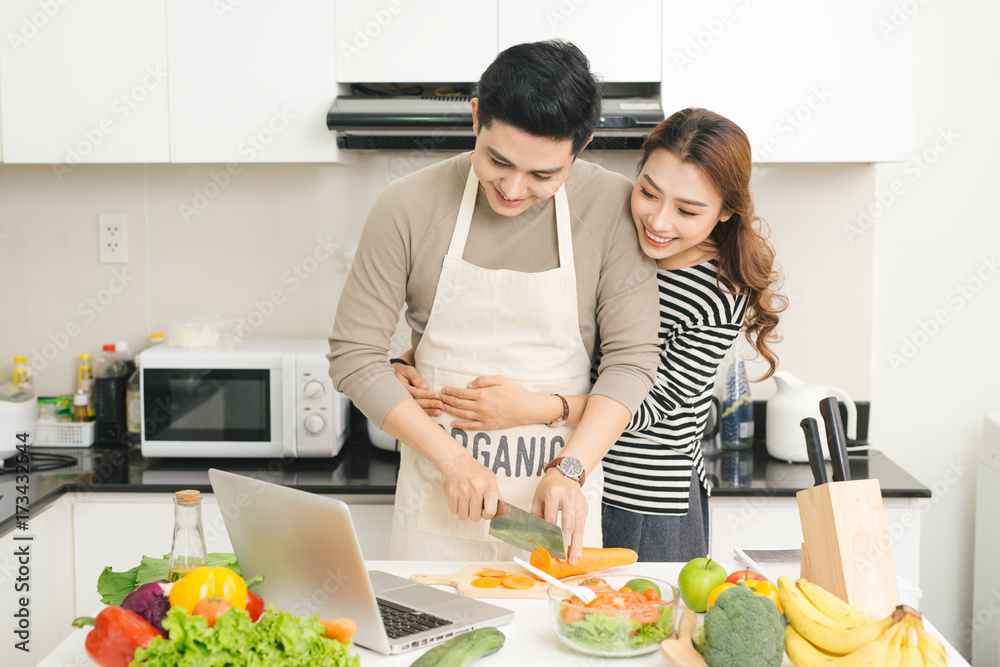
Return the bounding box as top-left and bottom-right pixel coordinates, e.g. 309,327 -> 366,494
326,83 -> 662,151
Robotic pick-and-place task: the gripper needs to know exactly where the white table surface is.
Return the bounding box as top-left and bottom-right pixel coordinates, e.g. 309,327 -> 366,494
39,560 -> 968,667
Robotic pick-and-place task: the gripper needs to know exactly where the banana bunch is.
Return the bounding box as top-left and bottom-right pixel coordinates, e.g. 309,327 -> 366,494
778,576 -> 948,666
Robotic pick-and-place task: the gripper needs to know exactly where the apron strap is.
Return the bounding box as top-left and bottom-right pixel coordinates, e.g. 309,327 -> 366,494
553,185 -> 573,270
447,159 -> 575,269
446,162 -> 481,259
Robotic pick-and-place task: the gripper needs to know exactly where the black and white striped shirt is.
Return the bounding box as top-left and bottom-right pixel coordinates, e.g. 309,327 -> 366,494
601,259 -> 747,515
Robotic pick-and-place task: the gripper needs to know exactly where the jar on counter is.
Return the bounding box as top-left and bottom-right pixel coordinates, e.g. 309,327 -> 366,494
73,389 -> 92,422
168,490 -> 208,582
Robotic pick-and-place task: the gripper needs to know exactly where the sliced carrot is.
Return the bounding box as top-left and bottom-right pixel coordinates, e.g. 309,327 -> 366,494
476,568 -> 508,578
528,546 -> 638,580
471,576 -> 502,588
500,575 -> 534,590
320,618 -> 357,643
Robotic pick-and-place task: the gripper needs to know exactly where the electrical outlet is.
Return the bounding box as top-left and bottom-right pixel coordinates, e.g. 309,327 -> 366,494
98,214 -> 127,263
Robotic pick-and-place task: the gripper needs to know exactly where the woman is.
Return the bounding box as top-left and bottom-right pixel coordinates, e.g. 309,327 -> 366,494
394,108 -> 785,561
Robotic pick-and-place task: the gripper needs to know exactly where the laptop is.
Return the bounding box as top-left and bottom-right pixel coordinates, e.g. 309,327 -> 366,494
207,468 -> 514,654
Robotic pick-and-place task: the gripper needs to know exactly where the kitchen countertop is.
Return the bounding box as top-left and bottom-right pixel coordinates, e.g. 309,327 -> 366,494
38,559 -> 969,667
1,411 -> 929,536
704,440 -> 931,498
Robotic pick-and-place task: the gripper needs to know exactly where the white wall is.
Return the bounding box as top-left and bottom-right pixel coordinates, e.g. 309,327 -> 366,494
870,0 -> 1000,658
0,156 -> 874,400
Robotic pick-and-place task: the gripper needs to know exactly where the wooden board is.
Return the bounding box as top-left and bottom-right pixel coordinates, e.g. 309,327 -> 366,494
410,564 -> 589,599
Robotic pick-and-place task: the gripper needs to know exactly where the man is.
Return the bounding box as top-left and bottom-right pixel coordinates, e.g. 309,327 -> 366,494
329,41 -> 658,563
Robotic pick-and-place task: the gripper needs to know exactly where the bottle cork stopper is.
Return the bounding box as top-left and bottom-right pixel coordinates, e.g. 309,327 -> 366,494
175,489 -> 201,505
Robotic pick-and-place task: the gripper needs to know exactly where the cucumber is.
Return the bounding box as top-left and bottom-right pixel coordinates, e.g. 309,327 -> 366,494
409,627 -> 505,667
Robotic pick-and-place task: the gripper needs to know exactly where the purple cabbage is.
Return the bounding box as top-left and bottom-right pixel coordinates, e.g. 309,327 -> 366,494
121,580 -> 172,636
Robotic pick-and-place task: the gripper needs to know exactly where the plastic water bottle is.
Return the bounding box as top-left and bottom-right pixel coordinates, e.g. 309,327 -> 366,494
720,353 -> 754,450
115,341 -> 136,378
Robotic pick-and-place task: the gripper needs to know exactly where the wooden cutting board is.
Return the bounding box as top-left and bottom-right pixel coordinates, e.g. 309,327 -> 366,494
410,564 -> 588,599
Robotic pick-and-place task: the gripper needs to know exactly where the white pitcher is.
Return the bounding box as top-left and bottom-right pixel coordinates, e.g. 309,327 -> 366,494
766,371 -> 857,463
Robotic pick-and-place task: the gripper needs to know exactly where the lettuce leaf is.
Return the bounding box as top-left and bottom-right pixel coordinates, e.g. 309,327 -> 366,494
97,565 -> 139,605
131,606 -> 360,667
557,605 -> 675,652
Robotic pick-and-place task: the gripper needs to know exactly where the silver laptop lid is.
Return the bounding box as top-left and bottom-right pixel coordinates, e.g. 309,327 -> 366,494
208,468 -> 392,653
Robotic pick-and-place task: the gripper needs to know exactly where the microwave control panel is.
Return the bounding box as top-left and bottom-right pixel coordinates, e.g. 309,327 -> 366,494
294,355 -> 350,457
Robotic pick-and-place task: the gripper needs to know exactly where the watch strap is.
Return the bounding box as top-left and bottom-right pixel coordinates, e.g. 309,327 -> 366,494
544,456 -> 586,486
546,394 -> 569,427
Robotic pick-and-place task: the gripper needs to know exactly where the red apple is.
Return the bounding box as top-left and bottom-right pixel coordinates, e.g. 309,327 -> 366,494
677,558 -> 729,612
725,567 -> 768,585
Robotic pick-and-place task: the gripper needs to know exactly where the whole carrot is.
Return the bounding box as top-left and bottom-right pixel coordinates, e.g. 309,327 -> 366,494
529,546 -> 638,579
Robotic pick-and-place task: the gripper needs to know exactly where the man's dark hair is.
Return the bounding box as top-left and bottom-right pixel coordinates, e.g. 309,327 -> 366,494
475,40 -> 601,155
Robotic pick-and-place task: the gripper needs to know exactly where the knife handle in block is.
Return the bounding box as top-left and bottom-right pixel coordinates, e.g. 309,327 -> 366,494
819,397 -> 850,482
799,417 -> 828,486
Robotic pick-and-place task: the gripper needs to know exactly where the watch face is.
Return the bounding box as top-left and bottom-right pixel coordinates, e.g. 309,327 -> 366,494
559,457 -> 584,478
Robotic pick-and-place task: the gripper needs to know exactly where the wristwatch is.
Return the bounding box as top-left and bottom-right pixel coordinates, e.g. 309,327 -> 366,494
544,456 -> 586,485
546,394 -> 569,427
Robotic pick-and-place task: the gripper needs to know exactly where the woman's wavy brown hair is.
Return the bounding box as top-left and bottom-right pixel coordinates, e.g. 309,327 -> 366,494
637,107 -> 787,379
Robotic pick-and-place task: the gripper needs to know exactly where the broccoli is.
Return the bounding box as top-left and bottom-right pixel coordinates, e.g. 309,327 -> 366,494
702,584 -> 785,667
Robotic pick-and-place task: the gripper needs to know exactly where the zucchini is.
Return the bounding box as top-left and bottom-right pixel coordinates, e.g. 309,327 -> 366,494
409,627 -> 505,667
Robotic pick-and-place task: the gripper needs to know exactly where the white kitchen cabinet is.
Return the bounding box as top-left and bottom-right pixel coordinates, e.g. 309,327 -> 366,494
167,0 -> 341,163
335,0 -> 498,83
498,0 -> 662,82
709,495 -> 922,594
0,498 -> 74,667
70,492 -> 394,618
0,0 -> 169,164
660,0 -> 917,162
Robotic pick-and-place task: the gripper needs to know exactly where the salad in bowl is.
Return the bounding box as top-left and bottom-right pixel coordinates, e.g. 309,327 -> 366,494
548,575 -> 679,657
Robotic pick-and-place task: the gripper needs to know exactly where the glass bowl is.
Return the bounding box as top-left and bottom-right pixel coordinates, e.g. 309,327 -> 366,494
547,574 -> 679,657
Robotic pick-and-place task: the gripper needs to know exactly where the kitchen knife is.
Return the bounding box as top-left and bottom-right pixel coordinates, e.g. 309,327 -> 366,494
489,499 -> 566,559
819,396 -> 851,482
799,417 -> 828,486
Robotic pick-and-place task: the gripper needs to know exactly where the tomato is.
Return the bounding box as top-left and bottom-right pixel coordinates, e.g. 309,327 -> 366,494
578,577 -> 609,588
560,606 -> 584,624
631,604 -> 664,624
192,597 -> 234,628
246,590 -> 264,622
725,568 -> 768,585
642,588 -> 659,602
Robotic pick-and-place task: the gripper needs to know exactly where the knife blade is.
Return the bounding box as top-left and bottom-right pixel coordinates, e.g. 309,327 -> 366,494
819,396 -> 851,482
799,417 -> 828,486
488,499 -> 566,559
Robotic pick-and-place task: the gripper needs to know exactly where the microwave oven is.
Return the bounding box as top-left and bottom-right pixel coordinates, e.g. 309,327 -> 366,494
139,339 -> 350,458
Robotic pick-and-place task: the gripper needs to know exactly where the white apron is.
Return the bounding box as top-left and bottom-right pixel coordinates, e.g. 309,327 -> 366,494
388,162 -> 604,560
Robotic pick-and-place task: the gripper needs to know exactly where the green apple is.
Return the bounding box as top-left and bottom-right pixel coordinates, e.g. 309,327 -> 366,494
677,558 -> 728,612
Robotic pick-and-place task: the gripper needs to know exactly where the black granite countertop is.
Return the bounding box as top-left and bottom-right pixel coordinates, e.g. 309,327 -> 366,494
1,405 -> 929,535
0,410 -> 402,535
704,440 -> 931,498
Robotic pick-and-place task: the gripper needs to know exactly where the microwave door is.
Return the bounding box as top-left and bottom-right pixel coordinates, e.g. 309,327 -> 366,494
142,368 -> 282,457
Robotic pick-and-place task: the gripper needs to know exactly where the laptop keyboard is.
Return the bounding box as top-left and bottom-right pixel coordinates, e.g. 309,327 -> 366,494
377,599 -> 451,639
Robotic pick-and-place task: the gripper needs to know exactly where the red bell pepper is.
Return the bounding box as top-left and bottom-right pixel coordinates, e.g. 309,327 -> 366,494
73,606 -> 160,667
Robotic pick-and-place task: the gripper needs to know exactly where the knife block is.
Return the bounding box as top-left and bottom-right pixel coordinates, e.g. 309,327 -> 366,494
796,478 -> 900,618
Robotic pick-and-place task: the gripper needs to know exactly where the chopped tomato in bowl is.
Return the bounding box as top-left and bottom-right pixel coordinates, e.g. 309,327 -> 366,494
547,575 -> 679,657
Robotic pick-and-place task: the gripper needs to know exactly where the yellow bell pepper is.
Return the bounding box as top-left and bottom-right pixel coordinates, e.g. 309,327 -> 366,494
168,566 -> 248,612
